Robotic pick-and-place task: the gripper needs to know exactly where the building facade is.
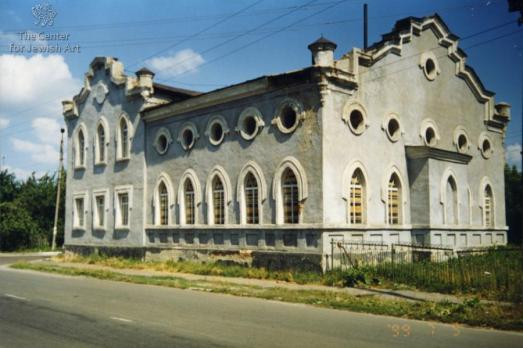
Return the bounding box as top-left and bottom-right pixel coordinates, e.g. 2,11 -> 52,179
63,15 -> 510,271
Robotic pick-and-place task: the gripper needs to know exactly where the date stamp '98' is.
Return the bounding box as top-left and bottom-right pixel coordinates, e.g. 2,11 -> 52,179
387,323 -> 461,337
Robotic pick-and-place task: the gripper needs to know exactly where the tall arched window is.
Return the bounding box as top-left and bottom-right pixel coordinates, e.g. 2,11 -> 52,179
387,174 -> 401,225
445,177 -> 458,225
484,185 -> 494,227
97,124 -> 105,162
119,117 -> 129,159
158,181 -> 168,225
245,172 -> 259,224
282,169 -> 299,224
184,179 -> 195,225
77,129 -> 85,166
349,169 -> 365,224
212,177 -> 225,224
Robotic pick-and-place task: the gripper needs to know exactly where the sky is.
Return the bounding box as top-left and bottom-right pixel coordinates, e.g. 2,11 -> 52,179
0,0 -> 521,179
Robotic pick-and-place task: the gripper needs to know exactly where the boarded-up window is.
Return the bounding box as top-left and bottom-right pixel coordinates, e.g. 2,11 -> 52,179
282,169 -> 299,224
484,185 -> 493,227
212,177 -> 225,224
350,169 -> 365,224
387,174 -> 401,225
184,180 -> 195,224
245,172 -> 259,224
97,124 -> 105,162
120,118 -> 129,158
159,181 -> 168,225
78,130 -> 85,166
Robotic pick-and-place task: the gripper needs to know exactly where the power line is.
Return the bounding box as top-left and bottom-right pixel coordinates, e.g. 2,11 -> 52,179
129,0 -> 322,74
155,0 -> 347,83
2,2 -> 338,33
125,0 -> 265,70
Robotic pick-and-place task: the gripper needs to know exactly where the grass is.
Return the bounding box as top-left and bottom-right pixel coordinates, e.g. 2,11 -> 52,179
11,261 -> 523,331
55,251 -> 523,303
55,253 -> 324,284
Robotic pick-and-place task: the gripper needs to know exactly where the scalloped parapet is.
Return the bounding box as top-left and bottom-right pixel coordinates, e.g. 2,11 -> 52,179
62,57 -> 155,120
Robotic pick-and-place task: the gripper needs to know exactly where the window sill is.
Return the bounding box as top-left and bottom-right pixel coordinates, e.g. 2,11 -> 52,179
72,226 -> 85,231
115,157 -> 130,163
114,226 -> 130,231
74,165 -> 86,171
94,161 -> 107,167
93,227 -> 106,232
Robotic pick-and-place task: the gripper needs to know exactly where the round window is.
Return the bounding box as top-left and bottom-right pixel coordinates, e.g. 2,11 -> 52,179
421,54 -> 439,81
238,107 -> 264,140
273,99 -> 303,134
157,134 -> 168,152
425,58 -> 436,76
154,127 -> 172,155
457,134 -> 468,152
343,102 -> 367,135
481,139 -> 492,158
243,116 -> 257,136
178,123 -> 199,151
387,118 -> 400,141
183,129 -> 194,148
349,110 -> 364,132
210,122 -> 224,144
425,127 -> 436,146
281,106 -> 297,130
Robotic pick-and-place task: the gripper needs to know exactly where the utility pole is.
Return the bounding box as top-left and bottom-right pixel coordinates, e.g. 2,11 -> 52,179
52,128 -> 65,251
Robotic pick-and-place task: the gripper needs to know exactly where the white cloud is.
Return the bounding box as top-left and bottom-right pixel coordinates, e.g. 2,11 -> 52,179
0,117 -> 9,129
145,49 -> 205,77
0,54 -> 80,115
3,165 -> 45,180
11,137 -> 59,165
32,117 -> 62,144
506,143 -> 522,170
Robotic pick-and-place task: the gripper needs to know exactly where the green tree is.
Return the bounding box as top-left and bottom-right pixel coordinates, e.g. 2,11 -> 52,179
0,169 -> 65,251
0,169 -> 20,203
0,201 -> 46,251
505,164 -> 522,245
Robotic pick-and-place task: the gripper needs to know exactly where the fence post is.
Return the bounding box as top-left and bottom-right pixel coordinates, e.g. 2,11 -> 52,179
391,244 -> 395,281
331,239 -> 334,271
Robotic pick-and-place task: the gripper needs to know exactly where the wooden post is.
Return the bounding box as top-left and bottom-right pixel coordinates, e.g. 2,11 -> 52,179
51,128 -> 65,251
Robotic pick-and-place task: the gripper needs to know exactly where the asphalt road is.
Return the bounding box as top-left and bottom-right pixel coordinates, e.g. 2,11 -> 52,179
0,260 -> 521,348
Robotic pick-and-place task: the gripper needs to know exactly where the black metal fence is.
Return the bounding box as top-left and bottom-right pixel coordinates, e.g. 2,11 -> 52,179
329,240 -> 523,302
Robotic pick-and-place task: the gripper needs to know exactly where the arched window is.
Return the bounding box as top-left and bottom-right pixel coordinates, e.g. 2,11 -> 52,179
212,176 -> 225,224
245,172 -> 259,224
484,185 -> 494,227
282,169 -> 299,224
120,118 -> 129,158
349,169 -> 365,224
445,177 -> 458,225
184,179 -> 195,225
212,176 -> 225,225
158,181 -> 168,225
97,124 -> 105,163
387,174 -> 401,225
77,129 -> 85,166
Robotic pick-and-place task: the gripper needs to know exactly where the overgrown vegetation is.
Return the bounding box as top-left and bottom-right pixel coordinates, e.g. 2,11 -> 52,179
505,164 -> 522,245
365,248 -> 523,302
12,261 -> 523,331
0,169 -> 65,251
56,253 -> 323,284
58,248 -> 523,303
